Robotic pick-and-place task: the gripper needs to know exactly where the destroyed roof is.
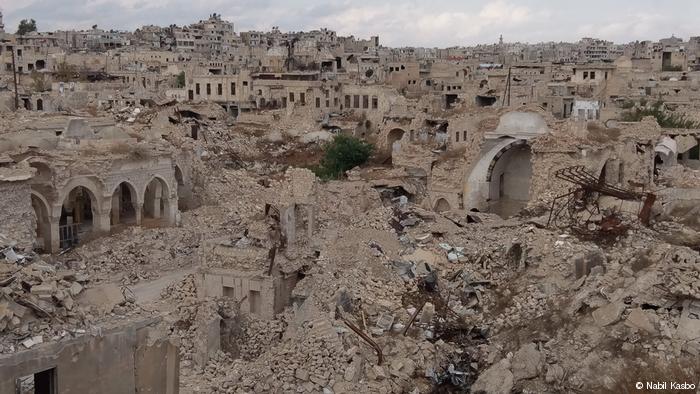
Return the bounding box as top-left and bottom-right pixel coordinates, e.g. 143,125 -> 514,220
0,163 -> 35,182
175,103 -> 228,120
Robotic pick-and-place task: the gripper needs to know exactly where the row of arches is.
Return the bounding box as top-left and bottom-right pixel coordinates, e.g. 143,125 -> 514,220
31,176 -> 175,252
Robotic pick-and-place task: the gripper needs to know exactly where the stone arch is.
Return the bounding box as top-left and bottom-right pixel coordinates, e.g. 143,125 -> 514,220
387,128 -> 405,154
110,181 -> 139,226
58,177 -> 104,213
174,166 -> 185,187
59,182 -> 102,249
29,161 -> 52,183
31,191 -> 52,252
143,176 -> 174,225
485,139 -> 529,183
465,138 -> 532,217
434,198 -> 451,213
36,98 -> 44,111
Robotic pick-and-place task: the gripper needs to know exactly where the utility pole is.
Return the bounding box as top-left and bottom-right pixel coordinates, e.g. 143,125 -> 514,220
11,45 -> 19,110
502,66 -> 511,107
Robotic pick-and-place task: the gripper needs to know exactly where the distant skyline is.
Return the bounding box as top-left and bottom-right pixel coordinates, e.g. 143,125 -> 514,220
1,0 -> 698,47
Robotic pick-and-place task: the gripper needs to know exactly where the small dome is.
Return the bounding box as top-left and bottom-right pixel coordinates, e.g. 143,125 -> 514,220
494,112 -> 549,136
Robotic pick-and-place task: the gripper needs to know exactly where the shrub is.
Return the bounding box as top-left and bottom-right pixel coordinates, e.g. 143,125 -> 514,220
55,61 -> 78,82
312,134 -> 373,180
30,71 -> 49,92
620,100 -> 700,128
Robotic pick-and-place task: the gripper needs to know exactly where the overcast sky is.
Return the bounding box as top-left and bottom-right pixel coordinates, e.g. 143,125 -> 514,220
1,0 -> 698,47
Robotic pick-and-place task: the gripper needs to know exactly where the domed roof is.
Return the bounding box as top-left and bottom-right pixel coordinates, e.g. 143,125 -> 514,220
493,112 -> 549,137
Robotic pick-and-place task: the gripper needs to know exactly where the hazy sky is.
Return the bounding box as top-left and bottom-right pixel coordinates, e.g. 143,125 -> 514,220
1,0 -> 698,47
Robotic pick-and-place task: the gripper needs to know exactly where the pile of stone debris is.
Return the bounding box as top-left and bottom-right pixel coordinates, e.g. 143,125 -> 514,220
0,244 -> 148,354
0,247 -> 88,352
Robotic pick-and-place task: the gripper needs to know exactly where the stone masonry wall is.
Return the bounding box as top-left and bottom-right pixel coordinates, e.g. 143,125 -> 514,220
0,181 -> 35,251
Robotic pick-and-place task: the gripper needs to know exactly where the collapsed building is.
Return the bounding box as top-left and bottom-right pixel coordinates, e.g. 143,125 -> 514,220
1,12 -> 700,394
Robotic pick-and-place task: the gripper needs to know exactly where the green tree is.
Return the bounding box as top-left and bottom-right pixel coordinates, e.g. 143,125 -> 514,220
621,100 -> 700,128
313,134 -> 374,180
55,61 -> 77,82
16,19 -> 37,36
175,71 -> 186,88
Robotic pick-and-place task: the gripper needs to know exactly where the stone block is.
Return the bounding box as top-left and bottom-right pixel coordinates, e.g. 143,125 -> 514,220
592,302 -> 625,327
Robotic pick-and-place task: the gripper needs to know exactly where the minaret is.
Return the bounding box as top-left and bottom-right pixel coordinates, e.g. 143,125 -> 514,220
0,11 -> 5,33
499,34 -> 503,46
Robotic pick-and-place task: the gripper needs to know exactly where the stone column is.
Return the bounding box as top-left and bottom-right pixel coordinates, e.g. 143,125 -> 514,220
280,204 -> 296,247
49,216 -> 60,253
93,207 -> 111,235
145,184 -> 162,219
111,194 -> 120,225
135,203 -> 143,226
164,197 -> 178,226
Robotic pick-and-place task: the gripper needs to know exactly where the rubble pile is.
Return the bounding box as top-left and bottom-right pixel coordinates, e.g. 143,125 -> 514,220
4,100 -> 700,393
172,301 -> 217,365
0,251 -> 142,353
62,223 -> 200,284
237,316 -> 287,360
195,315 -> 460,394
0,256 -> 88,339
160,273 -> 198,305
160,275 -> 207,363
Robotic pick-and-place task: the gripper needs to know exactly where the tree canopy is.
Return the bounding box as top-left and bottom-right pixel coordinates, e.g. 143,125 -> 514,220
16,19 -> 37,36
313,134 -> 374,180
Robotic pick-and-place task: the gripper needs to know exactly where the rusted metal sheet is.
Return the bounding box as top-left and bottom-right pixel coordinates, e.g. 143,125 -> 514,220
547,166 -> 656,228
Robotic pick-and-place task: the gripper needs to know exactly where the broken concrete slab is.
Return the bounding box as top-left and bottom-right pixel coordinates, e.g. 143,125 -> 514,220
471,359 -> 513,394
592,302 -> 625,327
624,308 -> 657,334
69,282 -> 83,296
676,300 -> 700,340
511,342 -> 542,381
77,283 -> 124,313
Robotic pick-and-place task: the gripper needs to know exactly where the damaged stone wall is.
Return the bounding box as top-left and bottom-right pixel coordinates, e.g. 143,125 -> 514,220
428,113 -> 494,210
529,118 -> 660,210
0,181 -> 36,252
0,318 -> 179,394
